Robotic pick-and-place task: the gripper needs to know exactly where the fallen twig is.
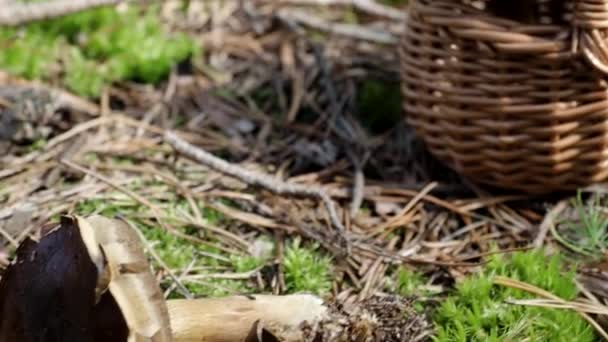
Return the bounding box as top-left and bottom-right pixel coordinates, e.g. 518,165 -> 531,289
350,167 -> 365,218
494,276 -> 608,340
276,8 -> 399,44
533,200 -> 567,248
0,0 -> 125,26
346,149 -> 369,218
266,0 -> 406,21
163,131 -> 351,255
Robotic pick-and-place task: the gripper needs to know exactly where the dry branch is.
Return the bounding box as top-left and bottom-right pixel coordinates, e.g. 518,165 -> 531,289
533,200 -> 567,248
164,131 -> 351,254
0,0 -> 127,26
268,0 -> 406,20
276,8 -> 399,44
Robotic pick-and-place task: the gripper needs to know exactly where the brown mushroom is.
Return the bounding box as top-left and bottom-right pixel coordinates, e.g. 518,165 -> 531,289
0,215 -> 329,342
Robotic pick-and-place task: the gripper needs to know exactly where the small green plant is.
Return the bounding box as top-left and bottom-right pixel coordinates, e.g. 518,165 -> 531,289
230,254 -> 264,273
432,250 -> 595,341
394,268 -> 428,296
75,197 -> 132,217
143,224 -> 199,269
283,237 -> 332,295
27,138 -> 47,152
552,191 -> 608,258
0,4 -> 196,97
145,225 -> 259,298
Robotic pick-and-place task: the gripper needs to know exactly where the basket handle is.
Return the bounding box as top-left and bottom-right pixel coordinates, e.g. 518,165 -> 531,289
572,0 -> 608,75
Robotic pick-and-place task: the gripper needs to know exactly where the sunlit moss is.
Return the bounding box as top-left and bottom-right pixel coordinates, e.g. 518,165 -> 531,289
0,4 -> 197,97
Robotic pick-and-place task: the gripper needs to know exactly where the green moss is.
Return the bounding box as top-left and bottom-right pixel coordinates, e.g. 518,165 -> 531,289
283,237 -> 332,295
143,225 -> 199,269
63,47 -> 107,98
166,279 -> 251,299
27,138 -> 47,152
553,191 -> 608,259
231,254 -> 264,273
357,79 -> 402,133
394,268 -> 428,296
432,250 -> 595,342
144,225 -> 261,298
0,4 -> 197,97
200,205 -> 225,226
75,198 -> 132,217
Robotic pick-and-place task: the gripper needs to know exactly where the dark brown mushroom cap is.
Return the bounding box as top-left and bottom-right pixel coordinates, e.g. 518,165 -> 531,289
0,215 -> 125,342
0,215 -> 171,342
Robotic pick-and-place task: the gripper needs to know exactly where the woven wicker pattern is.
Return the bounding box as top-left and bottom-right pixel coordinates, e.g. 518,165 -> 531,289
399,0 -> 608,193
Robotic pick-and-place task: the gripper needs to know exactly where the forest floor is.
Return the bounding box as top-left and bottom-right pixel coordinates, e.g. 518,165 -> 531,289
1,1 -> 608,341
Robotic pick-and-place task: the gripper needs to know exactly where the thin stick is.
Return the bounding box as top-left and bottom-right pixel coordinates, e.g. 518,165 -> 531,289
276,8 -> 398,44
494,276 -> 608,340
346,149 -> 369,219
0,0 -> 125,26
533,200 -> 567,248
163,131 -> 351,254
164,258 -> 196,299
269,0 -> 406,21
350,167 -> 365,218
46,116 -> 112,150
0,225 -> 18,248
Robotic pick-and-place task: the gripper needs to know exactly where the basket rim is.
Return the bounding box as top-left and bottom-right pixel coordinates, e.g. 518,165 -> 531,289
407,0 -> 608,76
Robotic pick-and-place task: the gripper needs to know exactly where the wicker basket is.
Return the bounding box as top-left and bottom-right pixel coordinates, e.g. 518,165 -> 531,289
399,0 -> 608,193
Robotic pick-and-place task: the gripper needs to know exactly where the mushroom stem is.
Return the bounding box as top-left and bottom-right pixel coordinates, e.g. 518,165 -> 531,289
166,294 -> 328,342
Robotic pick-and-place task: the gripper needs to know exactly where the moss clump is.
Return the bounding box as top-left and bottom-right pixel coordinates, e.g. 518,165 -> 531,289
231,254 -> 265,273
433,250 -> 595,341
283,237 -> 333,295
393,268 -> 428,296
139,223 -> 258,298
0,4 -> 196,97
